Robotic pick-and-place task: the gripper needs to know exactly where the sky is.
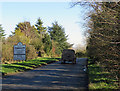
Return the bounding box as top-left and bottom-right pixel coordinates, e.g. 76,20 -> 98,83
1,1 -> 87,47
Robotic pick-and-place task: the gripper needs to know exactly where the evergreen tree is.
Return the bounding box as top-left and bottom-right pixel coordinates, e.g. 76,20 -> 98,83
42,33 -> 52,56
35,18 -> 46,37
0,24 -> 6,38
48,21 -> 72,55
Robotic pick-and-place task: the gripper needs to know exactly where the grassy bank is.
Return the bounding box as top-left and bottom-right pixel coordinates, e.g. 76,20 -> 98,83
1,57 -> 59,75
88,60 -> 119,90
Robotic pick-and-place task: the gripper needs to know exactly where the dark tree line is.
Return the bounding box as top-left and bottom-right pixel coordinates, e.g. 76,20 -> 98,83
0,18 -> 72,63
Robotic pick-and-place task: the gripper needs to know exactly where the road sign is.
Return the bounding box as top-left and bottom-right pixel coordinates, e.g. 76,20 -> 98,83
13,42 -> 26,60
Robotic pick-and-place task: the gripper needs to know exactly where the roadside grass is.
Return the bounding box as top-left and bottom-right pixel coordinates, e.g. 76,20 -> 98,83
1,57 -> 59,75
88,60 -> 119,90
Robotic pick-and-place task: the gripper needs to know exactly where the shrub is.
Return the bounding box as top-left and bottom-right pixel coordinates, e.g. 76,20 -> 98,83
2,42 -> 13,63
26,44 -> 37,60
2,35 -> 37,63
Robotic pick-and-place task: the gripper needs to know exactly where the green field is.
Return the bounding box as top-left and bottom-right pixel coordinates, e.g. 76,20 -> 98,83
88,61 -> 119,89
1,57 -> 59,75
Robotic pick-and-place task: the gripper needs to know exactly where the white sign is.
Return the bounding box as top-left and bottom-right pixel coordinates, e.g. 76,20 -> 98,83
14,42 -> 26,60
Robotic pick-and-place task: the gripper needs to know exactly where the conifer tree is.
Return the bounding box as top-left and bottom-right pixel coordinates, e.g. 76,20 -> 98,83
48,21 -> 72,55
0,24 -> 6,38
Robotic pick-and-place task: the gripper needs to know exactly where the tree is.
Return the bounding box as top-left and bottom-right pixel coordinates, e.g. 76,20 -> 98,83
35,18 -> 47,38
13,21 -> 44,53
74,44 -> 86,57
14,21 -> 38,38
42,33 -> 52,56
0,24 -> 6,38
73,1 -> 119,87
87,2 -> 119,63
48,21 -> 72,55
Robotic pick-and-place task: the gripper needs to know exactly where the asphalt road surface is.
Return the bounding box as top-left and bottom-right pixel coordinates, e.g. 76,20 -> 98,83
2,58 -> 88,90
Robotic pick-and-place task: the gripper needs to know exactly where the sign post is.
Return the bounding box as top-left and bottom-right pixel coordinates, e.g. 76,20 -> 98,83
14,42 -> 26,61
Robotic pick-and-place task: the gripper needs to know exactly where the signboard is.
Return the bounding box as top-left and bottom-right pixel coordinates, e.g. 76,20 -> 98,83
14,42 -> 26,60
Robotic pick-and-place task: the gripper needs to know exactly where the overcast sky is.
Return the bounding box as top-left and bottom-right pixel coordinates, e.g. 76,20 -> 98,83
1,1 -> 87,47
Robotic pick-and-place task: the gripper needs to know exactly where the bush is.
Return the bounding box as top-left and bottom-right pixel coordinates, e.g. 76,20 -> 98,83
2,35 -> 37,63
26,44 -> 37,60
75,51 -> 86,58
2,42 -> 13,63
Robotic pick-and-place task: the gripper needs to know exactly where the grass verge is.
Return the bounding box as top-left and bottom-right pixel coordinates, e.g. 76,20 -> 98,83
88,60 -> 119,90
1,57 -> 59,75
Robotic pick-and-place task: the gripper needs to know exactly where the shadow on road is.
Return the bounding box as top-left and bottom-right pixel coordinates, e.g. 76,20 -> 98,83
2,58 -> 88,90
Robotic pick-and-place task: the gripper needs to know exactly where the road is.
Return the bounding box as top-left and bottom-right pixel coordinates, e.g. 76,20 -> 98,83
2,58 -> 88,90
